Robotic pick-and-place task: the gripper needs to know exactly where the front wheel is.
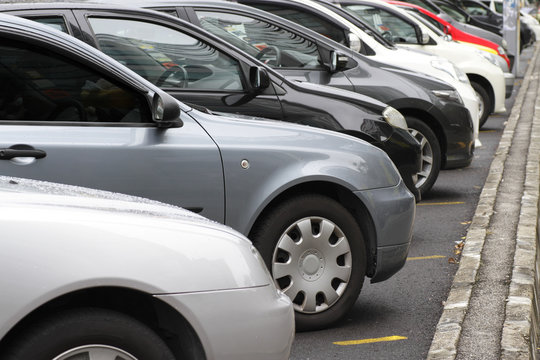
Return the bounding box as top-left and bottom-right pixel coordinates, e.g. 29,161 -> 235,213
407,116 -> 441,196
471,81 -> 492,128
251,194 -> 366,332
2,308 -> 175,360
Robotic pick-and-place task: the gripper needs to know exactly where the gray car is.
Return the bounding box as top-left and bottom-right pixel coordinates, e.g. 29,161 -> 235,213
0,176 -> 294,360
0,14 -> 415,331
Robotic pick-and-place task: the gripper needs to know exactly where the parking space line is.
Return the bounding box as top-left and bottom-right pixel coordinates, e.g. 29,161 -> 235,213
418,201 -> 465,206
407,255 -> 445,261
334,336 -> 407,346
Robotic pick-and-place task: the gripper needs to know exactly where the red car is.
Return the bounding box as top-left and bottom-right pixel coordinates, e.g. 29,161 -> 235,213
387,0 -> 510,68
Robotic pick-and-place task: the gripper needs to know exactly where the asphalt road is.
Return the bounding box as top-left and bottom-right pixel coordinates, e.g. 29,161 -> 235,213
290,48 -> 533,360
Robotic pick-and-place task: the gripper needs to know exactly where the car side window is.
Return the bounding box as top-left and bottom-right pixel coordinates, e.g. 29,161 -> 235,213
461,2 -> 489,15
251,4 -> 348,45
343,5 -> 420,44
32,16 -> 69,33
0,40 -> 149,124
195,10 -> 323,70
413,11 -> 446,32
87,17 -> 245,91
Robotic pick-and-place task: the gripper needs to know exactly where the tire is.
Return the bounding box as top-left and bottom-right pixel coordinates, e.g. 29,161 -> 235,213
251,194 -> 366,332
3,308 -> 175,360
406,116 -> 441,196
471,81 -> 492,128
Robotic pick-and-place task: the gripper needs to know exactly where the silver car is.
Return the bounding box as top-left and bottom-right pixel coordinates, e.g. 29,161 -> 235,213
0,176 -> 294,360
0,14 -> 415,331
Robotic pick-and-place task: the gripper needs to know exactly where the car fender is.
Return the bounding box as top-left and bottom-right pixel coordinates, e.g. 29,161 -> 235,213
189,110 -> 402,234
0,196 -> 273,340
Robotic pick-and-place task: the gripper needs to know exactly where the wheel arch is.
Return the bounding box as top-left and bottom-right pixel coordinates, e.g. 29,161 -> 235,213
0,287 -> 206,360
467,73 -> 495,113
247,181 -> 378,277
399,108 -> 448,167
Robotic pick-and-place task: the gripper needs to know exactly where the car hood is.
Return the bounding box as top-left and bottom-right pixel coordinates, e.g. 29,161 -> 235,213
0,176 -> 226,229
286,78 -> 388,113
186,108 -> 402,191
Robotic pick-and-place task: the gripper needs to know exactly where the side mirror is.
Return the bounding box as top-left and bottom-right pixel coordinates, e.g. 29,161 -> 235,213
222,66 -> 270,107
443,34 -> 453,41
417,27 -> 430,44
328,50 -> 350,72
152,93 -> 182,128
249,66 -> 270,91
348,32 -> 362,52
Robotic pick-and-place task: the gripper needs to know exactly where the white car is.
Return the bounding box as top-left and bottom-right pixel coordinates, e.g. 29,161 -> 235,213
0,177 -> 294,360
280,0 -> 480,138
340,0 -> 507,132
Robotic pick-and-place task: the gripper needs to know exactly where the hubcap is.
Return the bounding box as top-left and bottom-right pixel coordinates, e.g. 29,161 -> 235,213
53,345 -> 138,360
272,217 -> 352,314
408,128 -> 433,189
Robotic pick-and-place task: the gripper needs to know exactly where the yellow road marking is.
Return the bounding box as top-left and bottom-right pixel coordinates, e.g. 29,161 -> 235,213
480,130 -> 498,133
418,201 -> 465,206
407,255 -> 445,261
334,336 -> 407,346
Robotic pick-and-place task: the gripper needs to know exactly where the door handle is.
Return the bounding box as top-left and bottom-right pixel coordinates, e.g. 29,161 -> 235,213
0,145 -> 46,160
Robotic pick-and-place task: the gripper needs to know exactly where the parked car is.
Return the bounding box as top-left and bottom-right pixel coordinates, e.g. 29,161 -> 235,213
112,0 -> 476,194
0,176 -> 295,360
233,0 -> 481,129
390,1 -> 512,75
0,2 -> 426,199
434,0 -> 534,52
481,0 -> 540,42
449,0 -> 535,50
0,13 -> 416,331
400,0 -> 509,54
331,0 -> 507,128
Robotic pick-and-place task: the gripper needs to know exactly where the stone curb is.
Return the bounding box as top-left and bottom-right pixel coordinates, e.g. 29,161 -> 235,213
500,48 -> 540,359
427,43 -> 540,360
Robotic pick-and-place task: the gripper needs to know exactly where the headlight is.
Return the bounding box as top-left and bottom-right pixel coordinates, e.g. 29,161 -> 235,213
497,45 -> 506,55
431,59 -> 469,83
382,106 -> 407,130
432,89 -> 463,104
475,49 -> 499,66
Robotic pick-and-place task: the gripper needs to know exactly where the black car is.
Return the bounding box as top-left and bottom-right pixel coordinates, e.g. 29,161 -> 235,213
168,0 -> 474,193
0,2 -> 431,199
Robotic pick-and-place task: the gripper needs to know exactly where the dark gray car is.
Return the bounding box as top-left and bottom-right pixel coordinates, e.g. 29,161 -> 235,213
0,13 -> 415,331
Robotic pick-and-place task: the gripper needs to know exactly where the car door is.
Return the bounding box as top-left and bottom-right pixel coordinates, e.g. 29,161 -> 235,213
71,10 -> 285,121
180,6 -> 355,91
0,34 -> 225,222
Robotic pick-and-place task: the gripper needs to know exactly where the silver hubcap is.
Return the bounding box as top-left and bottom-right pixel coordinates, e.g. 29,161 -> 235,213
272,217 -> 352,314
408,128 -> 433,189
53,345 -> 138,360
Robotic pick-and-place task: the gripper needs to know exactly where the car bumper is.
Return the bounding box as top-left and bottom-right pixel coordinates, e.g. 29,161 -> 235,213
156,285 -> 294,360
430,96 -> 475,169
454,81 -> 480,142
354,179 -> 415,283
504,71 -> 515,99
378,127 -> 422,200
